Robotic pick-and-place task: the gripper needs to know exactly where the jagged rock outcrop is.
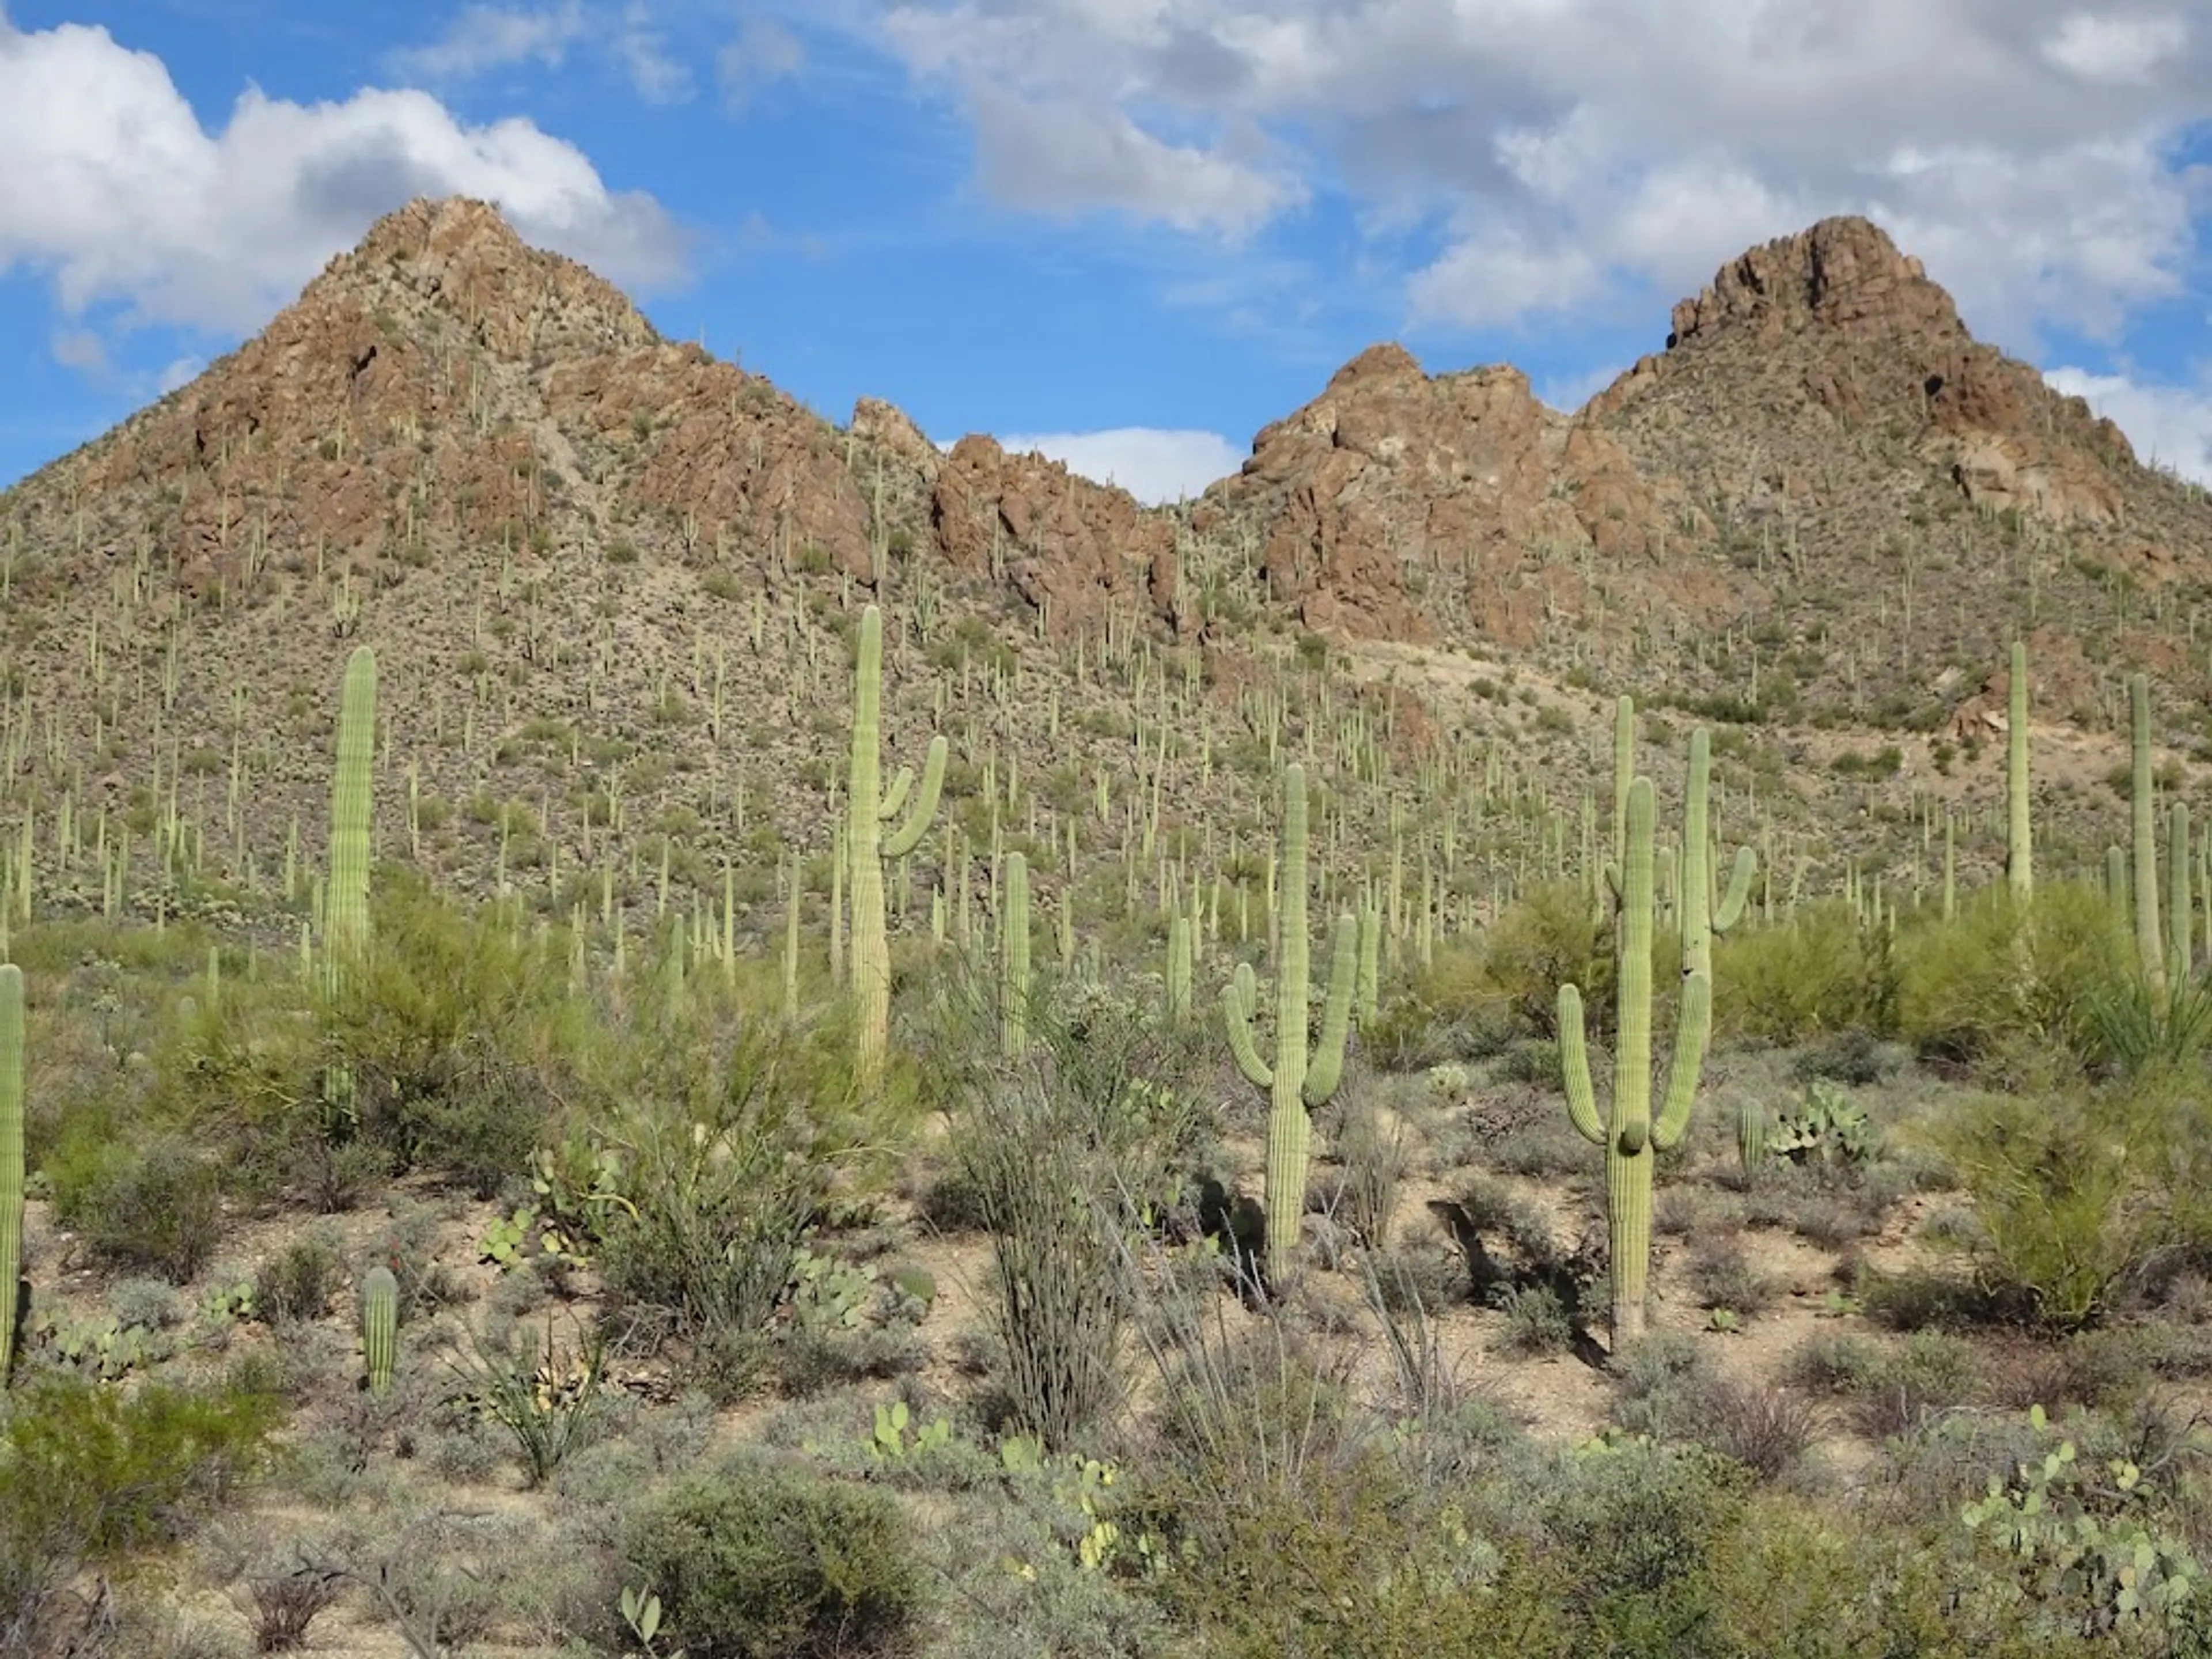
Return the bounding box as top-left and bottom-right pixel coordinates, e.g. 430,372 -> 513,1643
929,435 -> 1183,635
1193,343 -> 1688,647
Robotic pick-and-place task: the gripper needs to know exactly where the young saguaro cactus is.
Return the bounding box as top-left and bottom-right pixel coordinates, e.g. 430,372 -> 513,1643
1560,776 -> 1716,1349
1,964 -> 23,1385
361,1264 -> 398,1399
846,606 -> 948,1086
1222,763 -> 1357,1285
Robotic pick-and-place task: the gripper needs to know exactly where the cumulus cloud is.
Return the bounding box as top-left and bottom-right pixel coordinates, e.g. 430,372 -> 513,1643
851,1 -> 2211,350
0,14 -> 687,339
2045,366 -> 2212,486
388,1 -> 587,81
996,427 -> 1245,504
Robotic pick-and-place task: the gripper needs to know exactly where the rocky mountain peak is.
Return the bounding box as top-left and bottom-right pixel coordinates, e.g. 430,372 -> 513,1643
1666,214 -> 1966,350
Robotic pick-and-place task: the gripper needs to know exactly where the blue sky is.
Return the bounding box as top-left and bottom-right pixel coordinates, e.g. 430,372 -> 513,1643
1,1 -> 2209,503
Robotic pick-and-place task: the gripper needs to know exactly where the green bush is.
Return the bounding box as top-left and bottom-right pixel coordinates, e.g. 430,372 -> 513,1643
47,1128 -> 225,1282
1480,882 -> 1612,1040
620,1455 -> 923,1659
0,1376 -> 283,1650
593,987 -> 886,1368
1897,882 -> 2120,1071
1713,901 -> 1896,1043
1927,1083 -> 2146,1329
320,873 -> 585,1195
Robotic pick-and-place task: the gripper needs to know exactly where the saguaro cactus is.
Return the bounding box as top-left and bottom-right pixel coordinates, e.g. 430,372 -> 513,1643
361,1264 -> 398,1399
1679,728 -> 1756,987
1222,764 -> 1356,1285
846,606 -> 948,1085
1,964 -> 23,1385
2008,641 -> 2032,903
999,851 -> 1031,1059
326,646 -> 377,978
2130,672 -> 2165,997
1560,775 -> 1717,1349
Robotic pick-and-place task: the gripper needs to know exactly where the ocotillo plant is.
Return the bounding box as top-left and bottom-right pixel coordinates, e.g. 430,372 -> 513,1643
1560,777 -> 1715,1348
362,1264 -> 398,1399
846,605 -> 948,1086
0,964 -> 22,1385
1000,851 -> 1031,1059
1222,763 -> 1356,1285
2008,640 -> 2032,903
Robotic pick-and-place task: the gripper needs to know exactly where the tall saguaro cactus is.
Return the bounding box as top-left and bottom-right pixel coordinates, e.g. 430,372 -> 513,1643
0,964 -> 22,1385
847,605 -> 948,1085
327,645 -> 377,978
999,851 -> 1032,1059
2007,641 -> 2032,903
1222,763 -> 1356,1285
2130,672 -> 2165,997
1559,767 -> 1722,1349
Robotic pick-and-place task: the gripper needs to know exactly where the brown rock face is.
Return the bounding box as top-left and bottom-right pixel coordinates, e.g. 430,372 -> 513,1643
1199,344 -> 1683,647
929,435 -> 1183,635
1666,216 -> 1967,350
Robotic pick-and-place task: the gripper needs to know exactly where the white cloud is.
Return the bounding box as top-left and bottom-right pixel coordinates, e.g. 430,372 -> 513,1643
388,1 -> 586,81
2044,367 -> 2212,486
2041,13 -> 2188,84
617,1 -> 694,104
48,327 -> 108,373
848,1 -> 2211,350
997,427 -> 1244,504
0,15 -> 687,340
717,18 -> 806,108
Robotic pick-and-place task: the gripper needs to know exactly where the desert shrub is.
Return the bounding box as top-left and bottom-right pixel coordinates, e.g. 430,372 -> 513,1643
1927,1083 -> 2148,1329
1897,881 -> 2120,1070
46,1127 -> 225,1282
0,1377 -> 283,1652
1494,1283 -> 1575,1356
1327,1090 -> 1408,1248
1714,901 -> 1897,1043
320,873 -> 585,1195
1535,1437 -> 1747,1653
1710,1494 -> 2105,1658
619,1455 -> 923,1659
1685,1240 -> 1777,1318
1130,1327 -> 1567,1659
253,1232 -> 344,1326
1481,881 -> 1612,1040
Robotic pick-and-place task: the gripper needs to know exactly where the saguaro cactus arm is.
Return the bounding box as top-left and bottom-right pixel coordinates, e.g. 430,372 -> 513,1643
882,737 -> 948,858
1301,913 -> 1358,1107
1223,961 -> 1274,1089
